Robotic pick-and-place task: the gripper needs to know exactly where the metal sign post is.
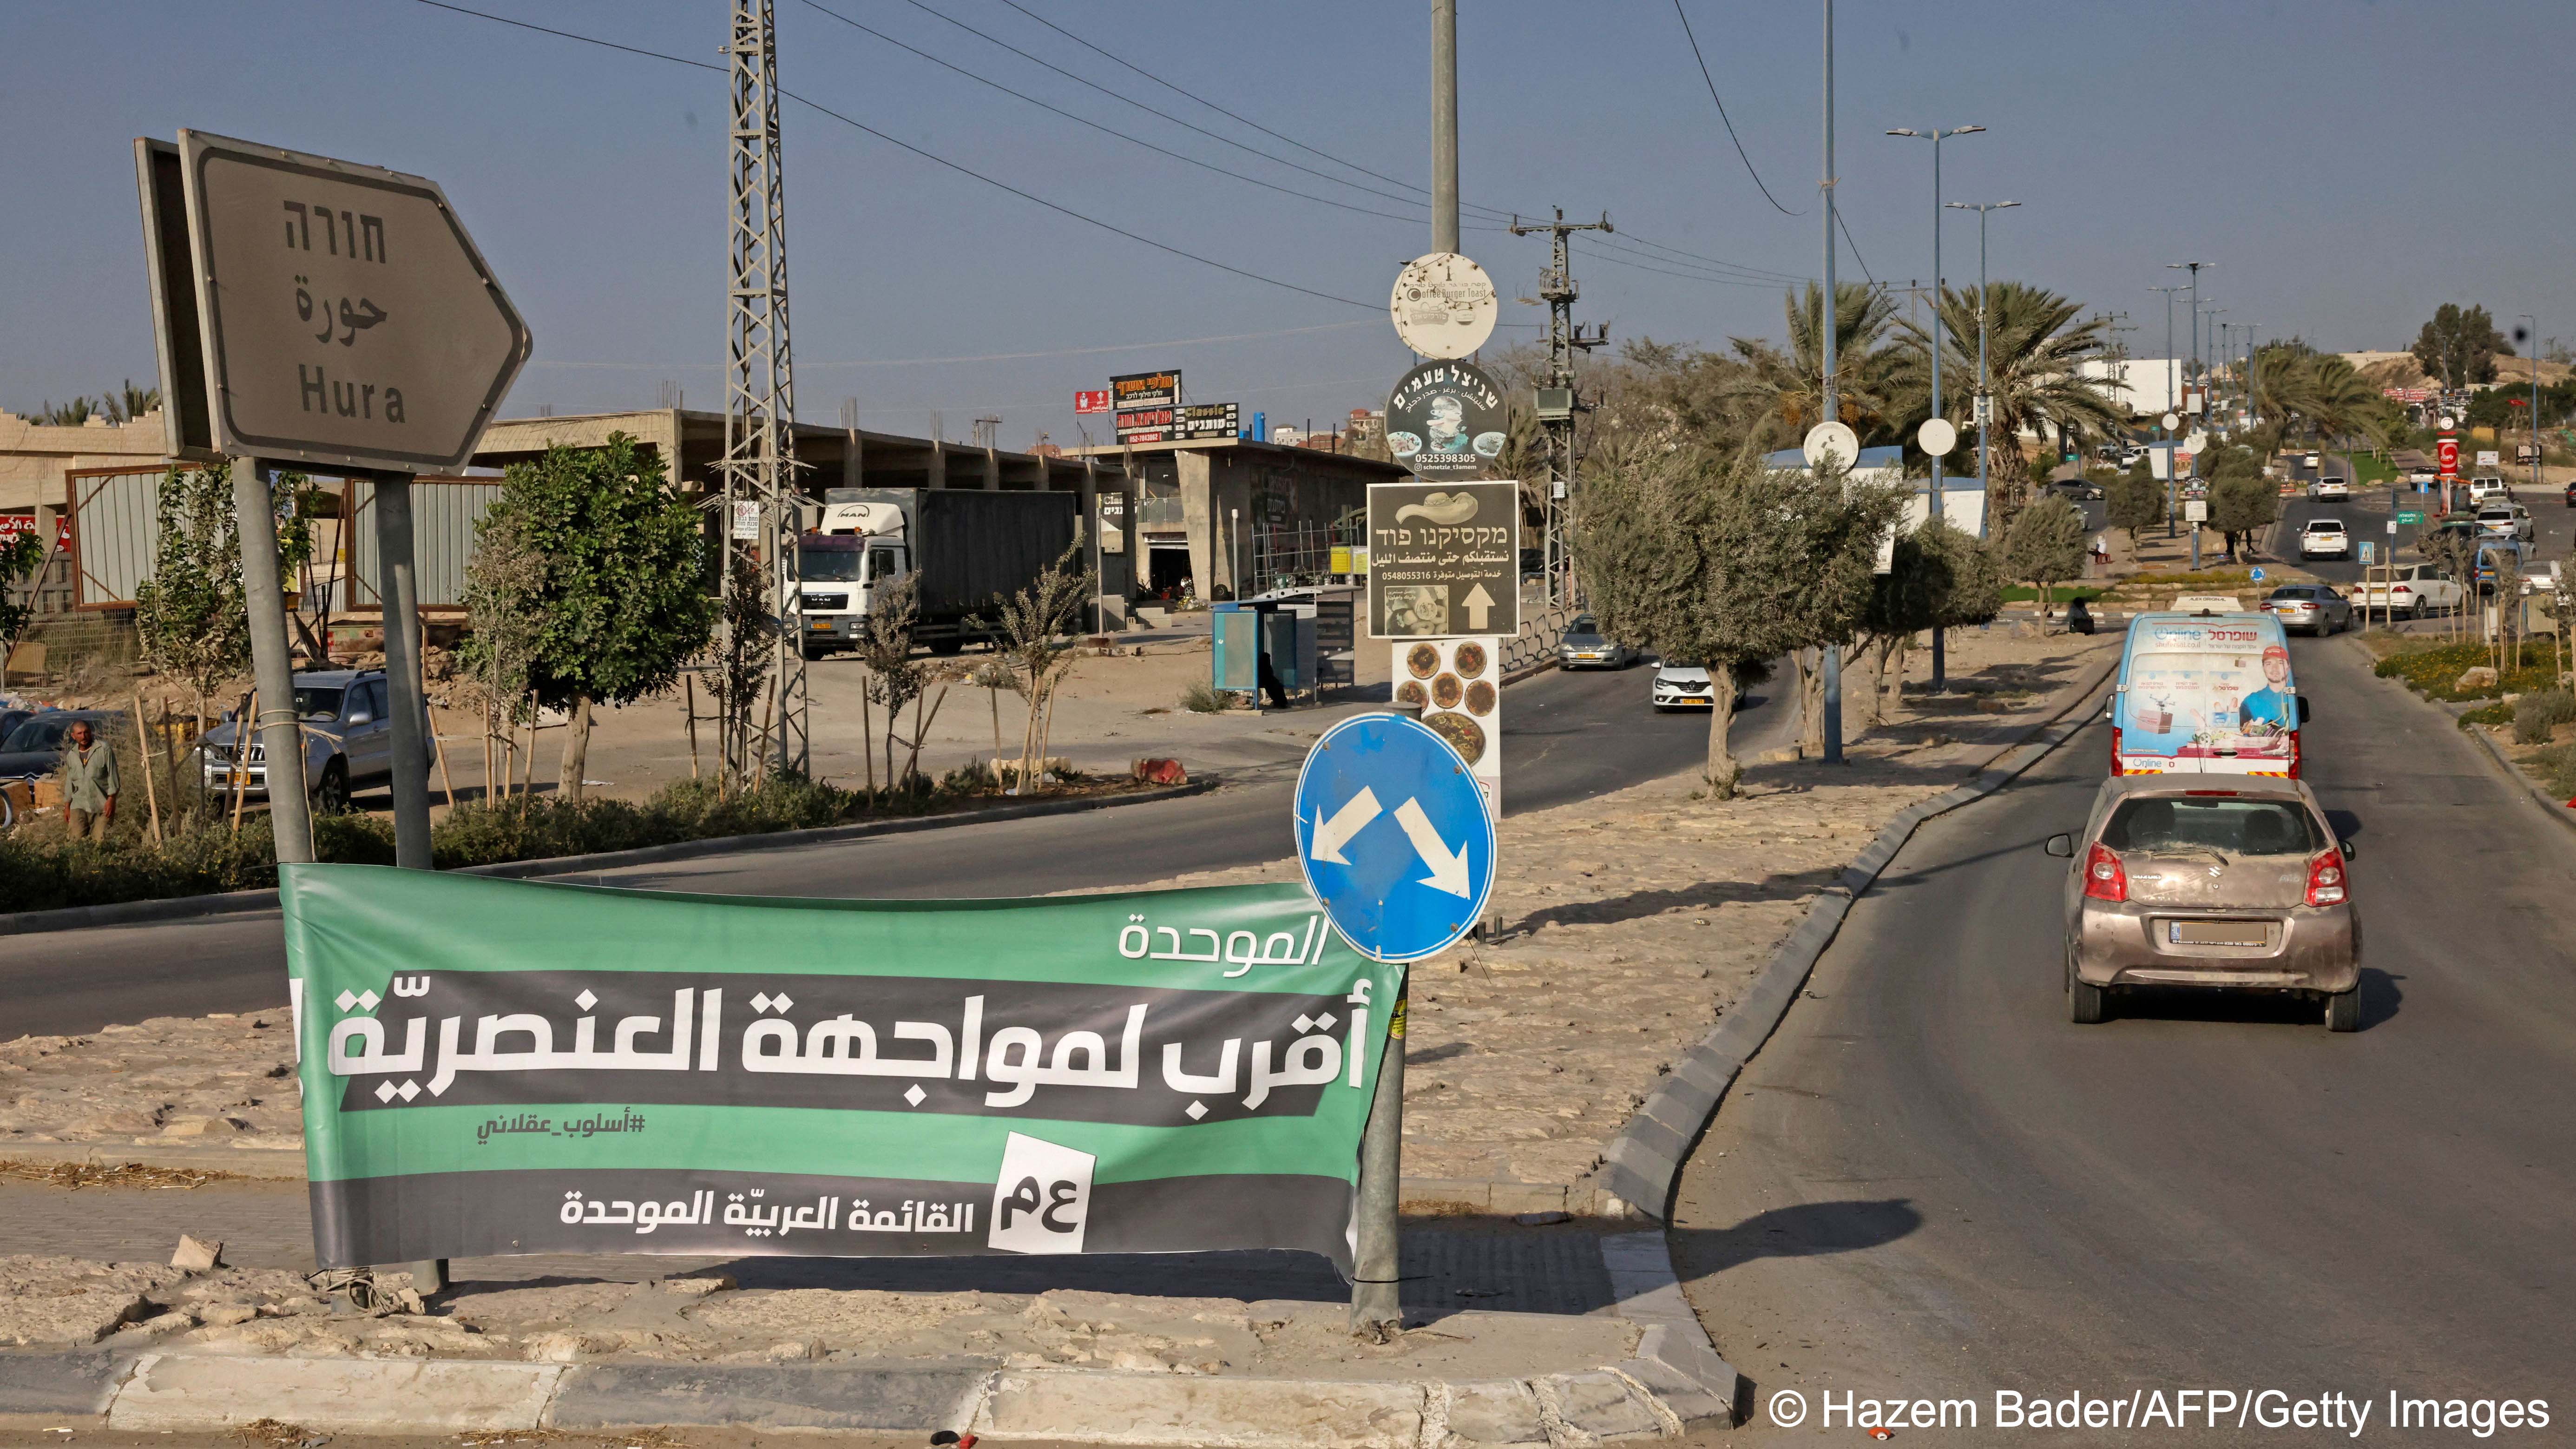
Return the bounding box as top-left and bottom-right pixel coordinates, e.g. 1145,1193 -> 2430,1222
140,130 -> 527,1301
1295,713 -> 1496,1336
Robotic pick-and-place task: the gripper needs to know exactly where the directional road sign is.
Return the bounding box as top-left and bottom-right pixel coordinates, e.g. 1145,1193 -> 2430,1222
2250,567 -> 2266,582
1367,480 -> 1519,639
137,130 -> 530,472
1294,713 -> 1497,963
2397,511 -> 2425,525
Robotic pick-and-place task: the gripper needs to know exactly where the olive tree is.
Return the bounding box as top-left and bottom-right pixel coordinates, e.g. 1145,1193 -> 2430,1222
1856,517 -> 2000,726
1577,441 -> 1899,797
2004,493 -> 2089,619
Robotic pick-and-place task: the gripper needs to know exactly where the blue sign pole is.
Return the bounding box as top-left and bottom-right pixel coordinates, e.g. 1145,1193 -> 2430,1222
1295,711 -> 1497,1334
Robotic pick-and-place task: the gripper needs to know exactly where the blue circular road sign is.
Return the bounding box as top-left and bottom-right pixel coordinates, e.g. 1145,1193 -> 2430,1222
1294,713 -> 1498,963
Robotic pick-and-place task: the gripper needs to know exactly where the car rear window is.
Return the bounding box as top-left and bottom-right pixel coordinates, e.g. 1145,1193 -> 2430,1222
2103,797 -> 2324,857
2306,520 -> 2344,531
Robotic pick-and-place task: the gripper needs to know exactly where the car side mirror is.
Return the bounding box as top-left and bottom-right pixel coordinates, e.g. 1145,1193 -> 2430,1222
347,711 -> 373,726
2296,695 -> 2313,725
2044,833 -> 2076,857
2339,839 -> 2355,861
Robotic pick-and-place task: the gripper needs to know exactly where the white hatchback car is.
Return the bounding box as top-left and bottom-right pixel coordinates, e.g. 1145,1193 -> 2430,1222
2299,518 -> 2351,559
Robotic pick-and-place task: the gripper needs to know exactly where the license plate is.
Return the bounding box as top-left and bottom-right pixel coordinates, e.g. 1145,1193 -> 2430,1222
808,619 -> 832,631
2170,920 -> 2268,947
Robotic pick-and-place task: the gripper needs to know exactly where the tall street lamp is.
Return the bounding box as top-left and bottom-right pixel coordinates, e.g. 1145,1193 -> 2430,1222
2149,285 -> 2185,537
2167,261 -> 2212,416
1889,123 -> 1981,690
2520,313 -> 2541,494
1946,200 -> 2018,536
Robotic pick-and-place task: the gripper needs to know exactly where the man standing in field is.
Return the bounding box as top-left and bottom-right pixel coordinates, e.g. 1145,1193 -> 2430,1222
61,718 -> 118,842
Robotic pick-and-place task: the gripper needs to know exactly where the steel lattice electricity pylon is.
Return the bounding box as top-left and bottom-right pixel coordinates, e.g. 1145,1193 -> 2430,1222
1508,209 -> 1610,609
719,0 -> 805,781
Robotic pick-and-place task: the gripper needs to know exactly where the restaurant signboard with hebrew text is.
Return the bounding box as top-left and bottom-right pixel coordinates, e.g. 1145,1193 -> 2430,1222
1366,481 -> 1520,639
283,866 -> 1402,1272
134,130 -> 530,471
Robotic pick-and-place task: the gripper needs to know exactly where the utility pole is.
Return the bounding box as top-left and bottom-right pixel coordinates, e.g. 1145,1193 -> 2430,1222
1819,0 -> 1842,763
2522,314 -> 2541,494
719,0 -> 805,783
1430,0 -> 1458,255
2149,285 -> 2184,537
1946,200 -> 2018,537
1888,124 -> 1981,691
1508,208 -> 1610,611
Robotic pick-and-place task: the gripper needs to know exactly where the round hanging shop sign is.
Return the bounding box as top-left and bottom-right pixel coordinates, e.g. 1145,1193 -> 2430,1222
1386,359 -> 1506,481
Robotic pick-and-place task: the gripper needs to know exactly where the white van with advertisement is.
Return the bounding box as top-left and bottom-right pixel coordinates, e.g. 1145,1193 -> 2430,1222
2109,613 -> 2309,778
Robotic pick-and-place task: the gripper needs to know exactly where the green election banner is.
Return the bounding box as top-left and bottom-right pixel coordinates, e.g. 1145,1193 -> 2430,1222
281,865 -> 1405,1273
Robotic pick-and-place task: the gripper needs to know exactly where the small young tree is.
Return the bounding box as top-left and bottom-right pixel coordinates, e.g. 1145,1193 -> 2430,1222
456,501 -> 545,801
2004,493 -> 2088,618
986,542 -> 1096,794
475,437 -> 713,802
132,462 -> 250,762
1857,517 -> 2000,725
0,529 -> 47,676
854,573 -> 931,790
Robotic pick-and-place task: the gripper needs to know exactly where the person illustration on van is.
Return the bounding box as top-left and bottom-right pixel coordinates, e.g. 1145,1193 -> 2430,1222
2236,646 -> 2296,731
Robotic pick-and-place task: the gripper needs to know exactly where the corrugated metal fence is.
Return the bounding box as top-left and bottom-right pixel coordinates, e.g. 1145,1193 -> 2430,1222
63,467 -> 500,611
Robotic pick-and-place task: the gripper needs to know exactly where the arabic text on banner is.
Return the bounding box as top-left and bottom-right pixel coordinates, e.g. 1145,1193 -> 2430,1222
281,867 -> 1405,1273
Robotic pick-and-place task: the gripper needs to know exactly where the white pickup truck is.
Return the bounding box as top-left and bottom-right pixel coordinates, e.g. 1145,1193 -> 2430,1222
2353,563 -> 2465,619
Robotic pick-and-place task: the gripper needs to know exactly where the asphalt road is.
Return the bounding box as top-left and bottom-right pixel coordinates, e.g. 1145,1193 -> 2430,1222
2280,454 -> 2568,590
0,662 -> 1791,1038
1670,631 -> 2576,1435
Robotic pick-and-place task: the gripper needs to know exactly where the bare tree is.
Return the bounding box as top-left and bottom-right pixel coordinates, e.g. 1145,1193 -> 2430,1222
985,542 -> 1095,794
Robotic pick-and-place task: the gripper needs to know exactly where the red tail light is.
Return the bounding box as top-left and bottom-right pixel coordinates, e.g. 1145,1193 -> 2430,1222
2083,843 -> 2128,902
2109,725 -> 2123,775
2287,727 -> 2301,780
2306,850 -> 2347,906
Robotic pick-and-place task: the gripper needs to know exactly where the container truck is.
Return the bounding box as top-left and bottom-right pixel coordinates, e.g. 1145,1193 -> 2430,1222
793,487 -> 1079,657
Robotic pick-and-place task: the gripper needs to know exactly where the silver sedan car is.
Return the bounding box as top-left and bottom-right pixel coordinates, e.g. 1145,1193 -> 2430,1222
2045,775 -> 2361,1031
2261,584 -> 2352,635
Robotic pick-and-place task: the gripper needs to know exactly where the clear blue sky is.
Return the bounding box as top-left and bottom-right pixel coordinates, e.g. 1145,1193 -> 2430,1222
6,0 -> 2568,447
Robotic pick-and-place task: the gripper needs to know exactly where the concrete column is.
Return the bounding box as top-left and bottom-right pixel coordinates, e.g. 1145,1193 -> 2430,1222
983,447 -> 1001,491
1178,448 -> 1215,599
841,426 -> 861,492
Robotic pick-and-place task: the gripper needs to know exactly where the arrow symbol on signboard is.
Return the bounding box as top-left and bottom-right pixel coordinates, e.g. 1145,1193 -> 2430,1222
1393,797 -> 1472,897
1460,582 -> 1496,631
1309,787 -> 1382,865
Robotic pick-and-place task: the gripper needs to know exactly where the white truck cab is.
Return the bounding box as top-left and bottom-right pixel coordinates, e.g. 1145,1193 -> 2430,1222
795,500 -> 913,658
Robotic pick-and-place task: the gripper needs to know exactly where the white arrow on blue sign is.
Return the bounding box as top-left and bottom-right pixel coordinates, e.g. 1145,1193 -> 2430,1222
1294,713 -> 1498,963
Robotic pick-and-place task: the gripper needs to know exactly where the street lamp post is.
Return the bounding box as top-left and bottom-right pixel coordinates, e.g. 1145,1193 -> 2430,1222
2149,285 -> 2185,537
2521,314 -> 2541,494
1946,200 -> 2019,540
2168,261 -> 2211,415
1889,124 -> 1981,691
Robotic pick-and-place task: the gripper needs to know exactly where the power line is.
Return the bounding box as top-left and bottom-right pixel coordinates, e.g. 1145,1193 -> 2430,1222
1670,0 -> 1802,217
412,0 -> 1379,312
884,0 -> 1456,220
1574,239 -> 1803,290
959,0 -> 1809,285
797,0 -> 1433,228
991,0 -> 1438,206
1836,210 -> 1874,284
525,319 -> 1383,371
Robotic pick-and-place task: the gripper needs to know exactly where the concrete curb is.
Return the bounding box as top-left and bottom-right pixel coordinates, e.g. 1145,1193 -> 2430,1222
2339,633 -> 2576,841
1599,653 -> 2122,1222
0,780 -> 1216,939
0,1235 -> 1736,1443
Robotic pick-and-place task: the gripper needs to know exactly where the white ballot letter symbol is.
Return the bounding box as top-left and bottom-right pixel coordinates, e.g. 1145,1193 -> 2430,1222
989,1132 -> 1096,1255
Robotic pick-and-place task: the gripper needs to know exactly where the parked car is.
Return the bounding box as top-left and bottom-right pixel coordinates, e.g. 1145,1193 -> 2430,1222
2354,563 -> 2465,619
2475,503 -> 2536,543
2466,475 -> 2510,506
1556,614 -> 1635,670
200,668 -> 434,814
2298,518 -> 2351,559
2045,774 -> 2360,1031
2261,584 -> 2352,636
1650,661 -> 1741,712
2518,560 -> 2560,597
2309,476 -> 2351,501
2562,479 -> 2576,508
0,709 -> 122,783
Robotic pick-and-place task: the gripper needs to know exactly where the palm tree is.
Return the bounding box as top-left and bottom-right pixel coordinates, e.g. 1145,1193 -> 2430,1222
2250,346 -> 2391,457
1716,282 -> 1905,452
1888,282 -> 2128,457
